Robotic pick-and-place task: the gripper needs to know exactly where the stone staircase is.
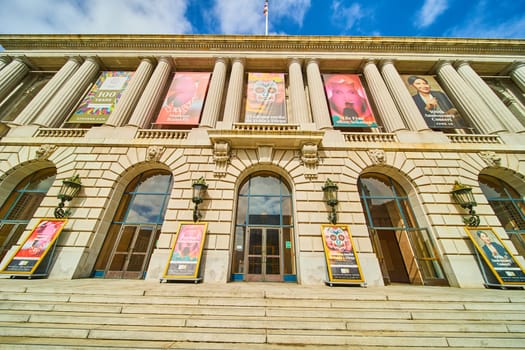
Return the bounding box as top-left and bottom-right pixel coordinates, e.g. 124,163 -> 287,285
0,279 -> 524,349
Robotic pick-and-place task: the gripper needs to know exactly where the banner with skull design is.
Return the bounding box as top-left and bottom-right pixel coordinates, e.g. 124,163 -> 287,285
156,72 -> 211,126
321,224 -> 364,283
245,72 -> 287,123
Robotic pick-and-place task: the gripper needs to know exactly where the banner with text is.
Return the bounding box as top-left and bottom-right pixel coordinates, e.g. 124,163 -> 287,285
156,72 -> 211,126
245,72 -> 287,124
69,71 -> 132,124
466,227 -> 525,285
402,74 -> 466,129
323,74 -> 377,128
162,222 -> 208,280
1,219 -> 67,275
321,224 -> 364,283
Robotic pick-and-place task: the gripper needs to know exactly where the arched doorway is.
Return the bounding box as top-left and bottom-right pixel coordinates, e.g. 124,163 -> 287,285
231,173 -> 296,282
358,173 -> 448,285
479,174 -> 525,256
93,170 -> 172,279
0,168 -> 56,261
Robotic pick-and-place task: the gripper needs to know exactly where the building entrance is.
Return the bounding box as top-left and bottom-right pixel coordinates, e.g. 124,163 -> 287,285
245,227 -> 282,281
359,173 -> 449,286
103,225 -> 159,279
231,173 -> 296,282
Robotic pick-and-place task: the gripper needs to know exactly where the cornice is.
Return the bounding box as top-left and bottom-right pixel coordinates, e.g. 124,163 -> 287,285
1,34 -> 524,56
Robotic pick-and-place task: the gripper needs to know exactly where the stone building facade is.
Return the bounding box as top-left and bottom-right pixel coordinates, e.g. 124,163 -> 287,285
0,35 -> 524,288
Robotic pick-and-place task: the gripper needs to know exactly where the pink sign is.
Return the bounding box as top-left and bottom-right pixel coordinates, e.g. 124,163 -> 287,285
156,72 -> 211,126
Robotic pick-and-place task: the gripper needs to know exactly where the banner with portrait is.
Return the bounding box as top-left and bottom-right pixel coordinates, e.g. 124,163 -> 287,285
321,224 -> 364,283
1,219 -> 67,275
69,71 -> 133,124
162,222 -> 208,280
245,72 -> 287,124
465,227 -> 525,285
322,74 -> 377,128
402,74 -> 467,129
155,72 -> 211,126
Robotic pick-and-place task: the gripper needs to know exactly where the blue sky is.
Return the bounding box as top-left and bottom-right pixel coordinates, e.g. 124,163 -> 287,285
0,0 -> 523,38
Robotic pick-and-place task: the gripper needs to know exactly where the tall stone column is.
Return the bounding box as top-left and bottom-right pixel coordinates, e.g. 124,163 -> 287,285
0,57 -> 30,103
0,56 -> 11,71
200,57 -> 228,128
380,60 -> 430,132
220,58 -> 245,129
436,61 -> 506,134
33,57 -> 100,128
457,61 -> 525,134
362,61 -> 407,133
288,58 -> 311,126
11,57 -> 82,126
306,59 -> 332,130
127,57 -> 173,128
509,62 -> 525,93
106,58 -> 154,127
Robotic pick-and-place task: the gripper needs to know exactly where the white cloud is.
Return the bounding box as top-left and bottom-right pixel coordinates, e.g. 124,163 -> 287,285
445,2 -> 525,39
0,0 -> 193,34
331,1 -> 365,32
414,0 -> 449,29
212,0 -> 311,35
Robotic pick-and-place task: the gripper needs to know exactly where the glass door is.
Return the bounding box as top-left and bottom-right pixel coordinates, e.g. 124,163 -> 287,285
245,227 -> 281,281
105,225 -> 158,279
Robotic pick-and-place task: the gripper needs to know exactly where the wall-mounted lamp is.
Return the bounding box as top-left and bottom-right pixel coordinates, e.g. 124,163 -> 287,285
192,177 -> 208,222
55,174 -> 82,218
451,181 -> 480,227
322,178 -> 339,225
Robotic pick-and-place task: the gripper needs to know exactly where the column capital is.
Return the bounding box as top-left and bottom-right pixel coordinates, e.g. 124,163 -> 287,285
379,59 -> 397,68
503,60 -> 525,74
214,57 -> 229,64
288,57 -> 304,66
65,56 -> 84,65
137,57 -> 156,65
0,55 -> 12,64
231,57 -> 246,65
306,58 -> 320,66
454,60 -> 472,69
433,59 -> 454,71
156,56 -> 174,68
361,59 -> 378,71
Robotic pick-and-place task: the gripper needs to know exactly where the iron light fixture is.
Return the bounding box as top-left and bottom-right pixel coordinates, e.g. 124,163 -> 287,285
322,178 -> 339,225
451,181 -> 480,227
55,174 -> 82,218
192,177 -> 208,222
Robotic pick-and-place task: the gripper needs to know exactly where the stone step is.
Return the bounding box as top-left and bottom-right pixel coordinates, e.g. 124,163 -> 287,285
1,310 -> 523,334
3,291 -> 524,312
1,279 -> 524,348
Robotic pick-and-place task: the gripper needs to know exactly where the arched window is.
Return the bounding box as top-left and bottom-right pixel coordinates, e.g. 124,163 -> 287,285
231,173 -> 296,282
358,173 -> 447,286
94,170 -> 172,279
0,168 -> 56,260
479,174 -> 525,256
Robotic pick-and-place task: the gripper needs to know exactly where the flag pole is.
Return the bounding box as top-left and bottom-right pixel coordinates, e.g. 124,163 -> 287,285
264,0 -> 269,35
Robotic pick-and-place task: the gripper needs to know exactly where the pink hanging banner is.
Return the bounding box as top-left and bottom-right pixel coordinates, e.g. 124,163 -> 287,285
156,72 -> 211,126
323,74 -> 377,128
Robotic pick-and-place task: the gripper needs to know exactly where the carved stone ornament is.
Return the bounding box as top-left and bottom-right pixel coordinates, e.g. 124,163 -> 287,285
213,141 -> 230,177
35,144 -> 57,160
479,151 -> 501,167
257,145 -> 273,164
145,146 -> 165,162
301,143 -> 319,178
368,149 -> 386,164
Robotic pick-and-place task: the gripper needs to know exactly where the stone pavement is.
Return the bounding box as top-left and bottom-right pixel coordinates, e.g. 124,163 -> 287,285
0,278 -> 524,349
